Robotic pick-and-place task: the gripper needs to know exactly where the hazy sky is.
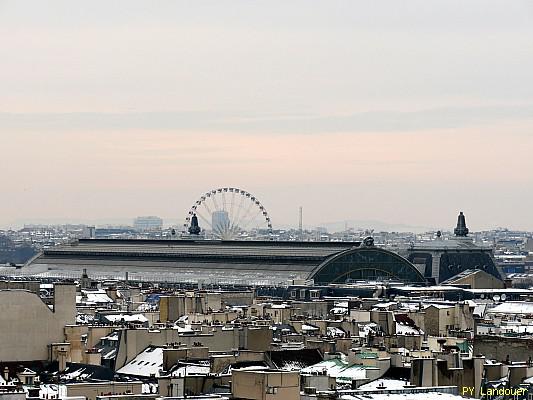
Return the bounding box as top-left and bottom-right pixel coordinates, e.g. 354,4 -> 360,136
1,1 -> 533,231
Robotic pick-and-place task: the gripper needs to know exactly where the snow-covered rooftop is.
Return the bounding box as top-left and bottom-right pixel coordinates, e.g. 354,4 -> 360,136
104,314 -> 148,323
302,358 -> 373,383
341,392 -> 467,400
357,378 -> 409,390
487,302 -> 533,315
116,346 -> 164,377
77,289 -> 114,305
395,322 -> 423,335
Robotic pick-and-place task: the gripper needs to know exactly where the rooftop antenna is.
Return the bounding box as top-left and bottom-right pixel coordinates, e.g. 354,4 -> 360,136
299,206 -> 303,237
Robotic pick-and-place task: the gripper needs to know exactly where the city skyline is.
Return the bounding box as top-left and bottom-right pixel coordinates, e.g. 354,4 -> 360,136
0,205 -> 527,234
1,1 -> 533,230
2,3 -> 533,398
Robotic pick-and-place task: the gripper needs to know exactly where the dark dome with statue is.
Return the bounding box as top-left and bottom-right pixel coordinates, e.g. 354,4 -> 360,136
405,212 -> 502,284
188,214 -> 201,235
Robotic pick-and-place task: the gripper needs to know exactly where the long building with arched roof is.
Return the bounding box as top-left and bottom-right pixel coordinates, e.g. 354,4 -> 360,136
18,238 -> 426,286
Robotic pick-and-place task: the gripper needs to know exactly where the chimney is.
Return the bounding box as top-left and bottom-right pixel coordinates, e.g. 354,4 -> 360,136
53,283 -> 77,324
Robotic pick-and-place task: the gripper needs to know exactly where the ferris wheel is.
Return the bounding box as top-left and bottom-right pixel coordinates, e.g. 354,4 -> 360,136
184,187 -> 273,239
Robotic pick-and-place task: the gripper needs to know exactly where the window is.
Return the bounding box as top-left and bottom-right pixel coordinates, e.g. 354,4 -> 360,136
312,248 -> 425,284
266,387 -> 278,394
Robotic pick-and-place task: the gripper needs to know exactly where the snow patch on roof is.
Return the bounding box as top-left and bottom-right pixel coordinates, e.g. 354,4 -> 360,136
487,302 -> 533,315
117,346 -> 163,377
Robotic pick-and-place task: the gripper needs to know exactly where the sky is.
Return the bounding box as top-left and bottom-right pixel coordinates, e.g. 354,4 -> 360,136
1,1 -> 533,231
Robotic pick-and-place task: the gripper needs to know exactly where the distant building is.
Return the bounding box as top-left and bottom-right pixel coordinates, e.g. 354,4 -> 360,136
81,225 -> 96,239
0,235 -> 37,264
133,216 -> 163,231
406,212 -> 503,285
525,238 -> 533,252
95,227 -> 137,238
212,210 -> 230,233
